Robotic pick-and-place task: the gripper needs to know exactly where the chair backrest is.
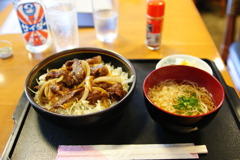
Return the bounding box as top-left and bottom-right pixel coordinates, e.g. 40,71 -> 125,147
220,0 -> 240,63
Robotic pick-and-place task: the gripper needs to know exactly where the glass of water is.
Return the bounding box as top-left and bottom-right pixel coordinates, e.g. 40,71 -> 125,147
44,0 -> 79,52
92,0 -> 119,43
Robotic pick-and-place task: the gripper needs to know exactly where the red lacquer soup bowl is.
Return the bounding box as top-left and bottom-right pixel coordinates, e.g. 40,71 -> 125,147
143,65 -> 225,133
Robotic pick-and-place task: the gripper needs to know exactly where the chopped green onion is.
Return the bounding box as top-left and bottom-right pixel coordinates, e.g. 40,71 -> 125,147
173,92 -> 201,115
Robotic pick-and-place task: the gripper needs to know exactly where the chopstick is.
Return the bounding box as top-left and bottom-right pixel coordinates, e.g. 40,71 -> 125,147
57,143 -> 208,159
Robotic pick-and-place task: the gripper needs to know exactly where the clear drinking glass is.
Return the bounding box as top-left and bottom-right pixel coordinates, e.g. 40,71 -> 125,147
44,0 -> 79,52
91,0 -> 119,43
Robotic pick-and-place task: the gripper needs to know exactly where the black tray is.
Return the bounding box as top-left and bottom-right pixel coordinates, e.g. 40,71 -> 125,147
2,59 -> 240,160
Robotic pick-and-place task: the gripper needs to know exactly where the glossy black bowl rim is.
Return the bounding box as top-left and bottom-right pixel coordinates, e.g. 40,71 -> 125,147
143,65 -> 225,118
24,47 -> 137,118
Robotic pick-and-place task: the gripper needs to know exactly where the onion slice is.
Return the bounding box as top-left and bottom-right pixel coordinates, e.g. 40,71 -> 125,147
80,85 -> 89,100
86,76 -> 94,91
37,75 -> 64,104
92,87 -> 109,97
93,76 -> 122,83
81,60 -> 91,77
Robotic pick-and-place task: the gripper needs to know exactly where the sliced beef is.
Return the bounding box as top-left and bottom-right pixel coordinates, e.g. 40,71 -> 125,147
86,89 -> 108,105
86,56 -> 102,64
50,59 -> 86,87
45,69 -> 67,80
91,64 -> 109,78
65,59 -> 76,71
72,60 -> 85,82
49,82 -> 62,94
93,82 -> 113,90
106,82 -> 127,101
49,82 -> 69,95
53,88 -> 84,108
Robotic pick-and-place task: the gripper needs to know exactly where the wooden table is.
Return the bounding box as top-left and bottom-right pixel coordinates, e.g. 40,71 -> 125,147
0,0 -> 238,157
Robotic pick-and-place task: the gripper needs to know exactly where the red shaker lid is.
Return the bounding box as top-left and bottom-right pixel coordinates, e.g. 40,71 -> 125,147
147,0 -> 165,17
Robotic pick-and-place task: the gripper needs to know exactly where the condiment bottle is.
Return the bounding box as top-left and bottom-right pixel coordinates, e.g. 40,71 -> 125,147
146,0 -> 165,50
13,0 -> 52,53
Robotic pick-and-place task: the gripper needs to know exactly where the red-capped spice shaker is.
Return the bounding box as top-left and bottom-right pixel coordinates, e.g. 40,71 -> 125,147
146,0 -> 165,50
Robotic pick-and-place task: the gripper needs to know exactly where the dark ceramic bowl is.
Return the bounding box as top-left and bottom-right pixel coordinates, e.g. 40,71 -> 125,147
25,47 -> 136,127
143,65 -> 225,133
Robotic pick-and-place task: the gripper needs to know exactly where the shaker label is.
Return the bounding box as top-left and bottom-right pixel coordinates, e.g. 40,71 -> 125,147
146,32 -> 161,46
146,23 -> 161,45
16,2 -> 48,46
146,18 -> 163,33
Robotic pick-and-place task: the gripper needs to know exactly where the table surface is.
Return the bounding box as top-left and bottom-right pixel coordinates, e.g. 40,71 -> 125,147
0,0 -> 238,157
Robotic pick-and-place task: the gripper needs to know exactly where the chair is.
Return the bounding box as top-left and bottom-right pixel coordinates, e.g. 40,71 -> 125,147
193,0 -> 227,16
209,0 -> 227,16
227,40 -> 240,92
220,0 -> 240,63
221,0 -> 240,93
